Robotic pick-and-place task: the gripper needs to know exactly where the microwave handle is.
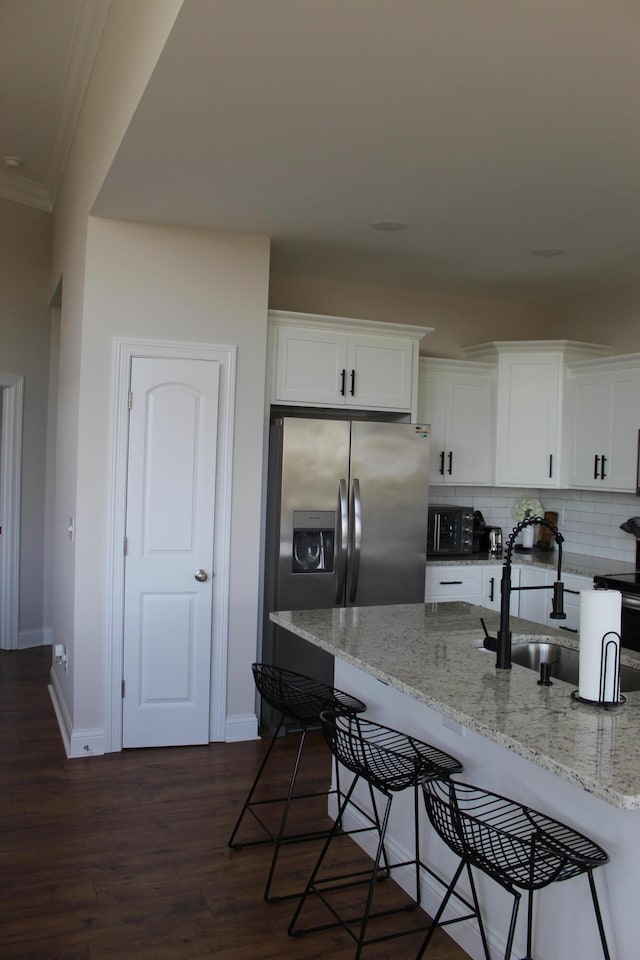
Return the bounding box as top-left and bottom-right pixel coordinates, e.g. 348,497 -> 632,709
431,513 -> 440,552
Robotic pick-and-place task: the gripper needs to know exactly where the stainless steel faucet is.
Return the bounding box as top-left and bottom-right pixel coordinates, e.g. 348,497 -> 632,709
492,516 -> 566,670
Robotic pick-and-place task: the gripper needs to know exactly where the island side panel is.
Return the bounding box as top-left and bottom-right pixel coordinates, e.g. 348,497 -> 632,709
334,657 -> 636,960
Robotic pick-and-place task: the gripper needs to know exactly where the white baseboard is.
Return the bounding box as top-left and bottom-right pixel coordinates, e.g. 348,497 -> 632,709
48,670 -> 105,758
19,627 -> 53,649
225,712 -> 259,742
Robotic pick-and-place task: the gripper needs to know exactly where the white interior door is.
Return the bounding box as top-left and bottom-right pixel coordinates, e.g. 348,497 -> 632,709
122,356 -> 220,747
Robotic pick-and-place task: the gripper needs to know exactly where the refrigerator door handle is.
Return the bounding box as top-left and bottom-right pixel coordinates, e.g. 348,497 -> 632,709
348,478 -> 362,603
335,478 -> 349,603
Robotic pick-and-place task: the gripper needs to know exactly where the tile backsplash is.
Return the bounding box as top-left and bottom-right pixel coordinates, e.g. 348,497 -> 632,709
429,485 -> 640,563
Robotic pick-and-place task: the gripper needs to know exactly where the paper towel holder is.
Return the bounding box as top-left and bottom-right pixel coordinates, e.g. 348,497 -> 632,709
571,631 -> 626,709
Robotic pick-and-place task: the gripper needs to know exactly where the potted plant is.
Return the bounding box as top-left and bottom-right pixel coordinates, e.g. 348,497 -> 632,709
514,497 -> 543,549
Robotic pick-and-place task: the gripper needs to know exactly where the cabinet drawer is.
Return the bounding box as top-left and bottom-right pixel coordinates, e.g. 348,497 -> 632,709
425,566 -> 484,602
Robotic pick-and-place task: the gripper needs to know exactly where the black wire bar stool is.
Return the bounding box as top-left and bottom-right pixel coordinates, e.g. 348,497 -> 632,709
417,777 -> 611,960
228,663 -> 367,903
288,711 -> 465,960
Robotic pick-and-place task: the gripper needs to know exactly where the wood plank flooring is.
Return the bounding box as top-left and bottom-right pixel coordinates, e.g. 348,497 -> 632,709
0,647 -> 471,960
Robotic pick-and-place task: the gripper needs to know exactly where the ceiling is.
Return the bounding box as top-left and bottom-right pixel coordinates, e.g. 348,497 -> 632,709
2,0 -> 639,303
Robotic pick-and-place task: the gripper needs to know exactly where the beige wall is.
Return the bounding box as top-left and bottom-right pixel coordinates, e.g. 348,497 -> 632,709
269,271 -> 550,357
551,282 -> 640,355
77,218 -> 269,735
0,197 -> 51,636
50,0 -> 188,731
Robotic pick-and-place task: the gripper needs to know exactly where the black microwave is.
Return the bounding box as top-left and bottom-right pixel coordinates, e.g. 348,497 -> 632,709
427,505 -> 474,556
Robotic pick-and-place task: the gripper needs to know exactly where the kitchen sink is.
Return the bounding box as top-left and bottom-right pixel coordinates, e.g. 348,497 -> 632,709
510,641 -> 640,692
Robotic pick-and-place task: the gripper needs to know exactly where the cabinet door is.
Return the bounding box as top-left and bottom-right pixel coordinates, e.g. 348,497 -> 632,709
482,565 -> 519,614
556,574 -> 590,637
446,377 -> 494,484
518,567 -> 554,625
568,376 -> 609,488
273,326 -> 348,405
418,365 -> 494,485
495,355 -> 560,487
418,371 -> 448,483
347,335 -> 413,410
568,369 -> 640,491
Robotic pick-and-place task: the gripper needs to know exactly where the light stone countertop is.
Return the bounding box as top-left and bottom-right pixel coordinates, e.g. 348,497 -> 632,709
270,602 -> 640,810
426,549 -> 637,579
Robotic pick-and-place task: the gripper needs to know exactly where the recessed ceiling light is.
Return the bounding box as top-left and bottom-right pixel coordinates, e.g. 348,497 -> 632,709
2,156 -> 23,170
530,247 -> 565,258
371,219 -> 407,232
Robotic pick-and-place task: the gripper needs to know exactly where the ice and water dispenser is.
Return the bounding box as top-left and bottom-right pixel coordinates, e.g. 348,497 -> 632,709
291,510 -> 335,573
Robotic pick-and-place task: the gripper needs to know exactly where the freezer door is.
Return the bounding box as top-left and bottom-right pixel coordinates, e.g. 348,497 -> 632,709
274,417 -> 351,611
347,421 -> 430,605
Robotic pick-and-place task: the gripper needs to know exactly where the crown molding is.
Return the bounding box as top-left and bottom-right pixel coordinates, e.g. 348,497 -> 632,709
47,0 -> 112,205
0,0 -> 111,213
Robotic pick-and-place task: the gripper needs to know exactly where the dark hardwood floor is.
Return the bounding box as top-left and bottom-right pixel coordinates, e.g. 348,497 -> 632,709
0,647 -> 471,960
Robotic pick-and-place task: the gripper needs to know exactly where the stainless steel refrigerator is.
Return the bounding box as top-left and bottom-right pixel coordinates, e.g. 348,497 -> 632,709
262,415 -> 430,726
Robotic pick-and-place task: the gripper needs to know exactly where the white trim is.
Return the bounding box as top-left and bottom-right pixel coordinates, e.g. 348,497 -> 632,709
18,628 -> 53,649
0,374 -> 23,651
105,337 -> 236,753
225,713 -> 260,742
49,674 -> 106,758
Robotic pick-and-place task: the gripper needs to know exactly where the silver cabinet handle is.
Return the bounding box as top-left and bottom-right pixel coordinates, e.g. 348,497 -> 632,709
194,569 -> 209,582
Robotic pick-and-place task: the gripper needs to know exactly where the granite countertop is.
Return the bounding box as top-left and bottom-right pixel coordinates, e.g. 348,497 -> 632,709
426,549 -> 637,579
271,602 -> 640,810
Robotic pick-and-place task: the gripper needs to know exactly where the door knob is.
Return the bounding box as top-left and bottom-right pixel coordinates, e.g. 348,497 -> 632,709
194,569 -> 208,582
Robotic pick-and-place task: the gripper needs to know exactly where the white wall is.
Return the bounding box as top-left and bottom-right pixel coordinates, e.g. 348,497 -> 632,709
74,217 -> 269,737
0,197 -> 52,641
48,0 -> 188,731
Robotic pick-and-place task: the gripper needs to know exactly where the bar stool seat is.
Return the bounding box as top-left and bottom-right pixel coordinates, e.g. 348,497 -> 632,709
418,777 -> 611,960
228,664 -> 366,902
288,711 -> 463,960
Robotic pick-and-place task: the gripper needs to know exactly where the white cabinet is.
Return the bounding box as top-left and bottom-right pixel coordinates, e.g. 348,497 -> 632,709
556,573 -> 591,637
417,359 -> 495,485
481,564 -> 519,615
425,564 -> 485,603
566,358 -> 640,492
463,341 -> 611,488
425,563 -> 519,615
268,311 -> 430,414
518,567 -> 554,625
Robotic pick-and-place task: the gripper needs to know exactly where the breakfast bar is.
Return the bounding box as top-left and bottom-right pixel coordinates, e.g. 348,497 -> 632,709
271,601 -> 640,960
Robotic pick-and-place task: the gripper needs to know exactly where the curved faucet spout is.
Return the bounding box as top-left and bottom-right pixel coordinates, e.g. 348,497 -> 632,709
496,516 -> 565,671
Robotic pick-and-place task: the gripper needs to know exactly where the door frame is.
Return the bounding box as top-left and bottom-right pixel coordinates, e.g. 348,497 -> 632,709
105,338 -> 236,753
0,373 -> 23,651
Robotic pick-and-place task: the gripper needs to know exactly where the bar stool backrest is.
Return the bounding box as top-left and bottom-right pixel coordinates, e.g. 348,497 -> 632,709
252,664 -> 365,726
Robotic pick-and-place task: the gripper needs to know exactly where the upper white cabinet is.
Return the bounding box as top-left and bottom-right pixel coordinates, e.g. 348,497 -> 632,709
464,341 -> 610,488
417,359 -> 495,485
565,357 -> 640,492
268,311 -> 431,414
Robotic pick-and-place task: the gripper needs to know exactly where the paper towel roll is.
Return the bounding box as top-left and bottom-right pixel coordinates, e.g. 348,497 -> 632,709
579,589 -> 622,702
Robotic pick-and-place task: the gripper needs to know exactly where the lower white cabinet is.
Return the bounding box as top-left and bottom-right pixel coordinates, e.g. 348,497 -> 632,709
425,563 -> 519,614
425,565 -> 484,603
517,567 -> 554,625
482,564 -> 520,614
556,573 -> 591,636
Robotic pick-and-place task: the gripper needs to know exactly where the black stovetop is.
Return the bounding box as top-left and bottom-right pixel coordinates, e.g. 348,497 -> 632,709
594,571 -> 640,593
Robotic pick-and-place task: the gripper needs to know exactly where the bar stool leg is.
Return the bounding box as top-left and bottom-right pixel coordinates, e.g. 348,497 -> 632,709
587,870 -> 611,960
415,859 -> 467,960
264,727 -> 308,902
228,713 -> 285,849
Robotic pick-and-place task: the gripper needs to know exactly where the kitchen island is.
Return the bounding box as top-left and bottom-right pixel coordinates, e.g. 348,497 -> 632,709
271,602 -> 640,959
